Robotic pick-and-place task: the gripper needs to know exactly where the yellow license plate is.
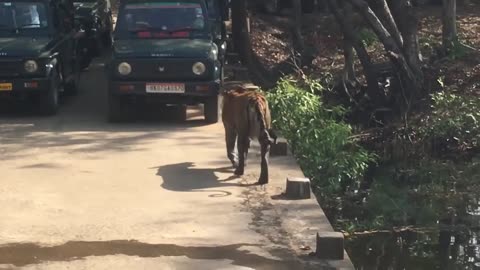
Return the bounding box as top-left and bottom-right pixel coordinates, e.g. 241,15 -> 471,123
0,83 -> 12,91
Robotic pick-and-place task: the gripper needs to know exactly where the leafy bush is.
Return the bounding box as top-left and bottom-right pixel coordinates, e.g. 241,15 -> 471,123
363,158 -> 480,229
265,77 -> 376,194
422,91 -> 480,150
358,28 -> 378,48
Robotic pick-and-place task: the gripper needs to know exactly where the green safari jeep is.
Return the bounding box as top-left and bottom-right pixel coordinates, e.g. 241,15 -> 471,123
106,0 -> 228,123
0,0 -> 83,115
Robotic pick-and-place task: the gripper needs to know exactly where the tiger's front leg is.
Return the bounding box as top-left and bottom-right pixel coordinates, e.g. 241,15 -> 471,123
234,133 -> 248,176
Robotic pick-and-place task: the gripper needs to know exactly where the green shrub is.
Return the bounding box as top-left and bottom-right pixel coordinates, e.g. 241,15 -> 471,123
422,91 -> 480,148
363,158 -> 480,229
265,77 -> 376,194
358,28 -> 378,48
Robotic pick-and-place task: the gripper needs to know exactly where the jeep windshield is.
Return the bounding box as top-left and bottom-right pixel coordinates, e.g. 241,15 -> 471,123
0,1 -> 49,37
115,1 -> 209,39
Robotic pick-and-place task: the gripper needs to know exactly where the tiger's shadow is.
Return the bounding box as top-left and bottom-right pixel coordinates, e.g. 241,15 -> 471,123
154,162 -> 254,197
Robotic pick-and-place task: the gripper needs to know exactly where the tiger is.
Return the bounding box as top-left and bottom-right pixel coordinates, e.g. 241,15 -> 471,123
221,82 -> 277,185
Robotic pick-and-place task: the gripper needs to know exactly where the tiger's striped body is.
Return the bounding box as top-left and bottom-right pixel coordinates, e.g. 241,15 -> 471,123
221,83 -> 277,185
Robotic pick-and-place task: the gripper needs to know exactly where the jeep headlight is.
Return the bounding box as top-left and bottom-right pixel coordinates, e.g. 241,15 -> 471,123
220,42 -> 227,53
209,44 -> 218,61
192,62 -> 206,75
118,62 -> 132,75
24,60 -> 38,73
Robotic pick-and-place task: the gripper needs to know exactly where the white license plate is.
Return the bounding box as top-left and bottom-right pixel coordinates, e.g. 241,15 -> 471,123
146,83 -> 185,93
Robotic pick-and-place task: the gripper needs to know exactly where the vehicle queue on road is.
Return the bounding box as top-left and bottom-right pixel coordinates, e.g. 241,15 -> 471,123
0,0 -> 229,123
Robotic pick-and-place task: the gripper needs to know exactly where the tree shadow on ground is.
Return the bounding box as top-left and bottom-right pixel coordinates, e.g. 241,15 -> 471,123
154,162 -> 257,197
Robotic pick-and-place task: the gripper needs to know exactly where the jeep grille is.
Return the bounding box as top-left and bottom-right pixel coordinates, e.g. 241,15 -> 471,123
0,59 -> 22,77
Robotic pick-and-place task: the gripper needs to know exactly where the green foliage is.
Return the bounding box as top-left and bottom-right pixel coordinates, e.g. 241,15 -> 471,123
422,91 -> 480,148
358,28 -> 378,48
363,158 -> 480,229
331,88 -> 480,232
447,40 -> 468,60
265,77 -> 376,194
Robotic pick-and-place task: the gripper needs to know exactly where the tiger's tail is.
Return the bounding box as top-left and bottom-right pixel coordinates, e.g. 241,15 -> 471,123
251,95 -> 276,145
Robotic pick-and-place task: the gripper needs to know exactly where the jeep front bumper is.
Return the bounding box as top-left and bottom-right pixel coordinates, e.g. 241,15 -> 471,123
109,80 -> 220,99
0,77 -> 51,96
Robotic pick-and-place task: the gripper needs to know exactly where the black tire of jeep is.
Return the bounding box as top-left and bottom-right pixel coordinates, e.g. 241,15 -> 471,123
172,104 -> 187,122
77,40 -> 92,71
80,55 -> 92,71
64,66 -> 80,96
220,67 -> 225,86
39,71 -> 60,115
108,94 -> 129,123
219,61 -> 225,86
102,30 -> 113,49
204,96 -> 219,124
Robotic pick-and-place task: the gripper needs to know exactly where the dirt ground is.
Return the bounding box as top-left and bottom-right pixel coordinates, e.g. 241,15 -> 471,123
250,3 -> 480,83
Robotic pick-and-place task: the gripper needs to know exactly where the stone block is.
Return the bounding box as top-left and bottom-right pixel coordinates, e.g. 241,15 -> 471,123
315,232 -> 345,260
285,177 -> 311,199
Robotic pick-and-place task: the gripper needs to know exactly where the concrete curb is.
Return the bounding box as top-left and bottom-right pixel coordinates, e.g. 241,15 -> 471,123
266,141 -> 355,269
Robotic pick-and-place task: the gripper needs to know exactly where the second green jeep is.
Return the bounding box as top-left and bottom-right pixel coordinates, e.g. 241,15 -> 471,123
106,0 -> 228,123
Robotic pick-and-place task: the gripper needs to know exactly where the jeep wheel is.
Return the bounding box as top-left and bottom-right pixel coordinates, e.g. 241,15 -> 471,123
79,46 -> 93,71
102,30 -> 113,49
171,104 -> 187,122
64,64 -> 80,96
39,70 -> 61,115
108,94 -> 131,122
204,96 -> 219,124
220,62 -> 225,86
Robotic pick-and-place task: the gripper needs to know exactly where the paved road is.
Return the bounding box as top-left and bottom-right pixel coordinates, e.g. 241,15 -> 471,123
0,58 -> 326,269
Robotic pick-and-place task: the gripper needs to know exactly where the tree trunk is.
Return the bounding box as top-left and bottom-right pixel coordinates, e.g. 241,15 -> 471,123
375,0 -> 404,49
442,0 -> 458,54
343,40 -> 356,83
343,2 -> 356,83
231,0 -> 252,64
347,0 -> 423,104
292,0 -> 304,51
401,4 -> 423,81
327,0 -> 384,105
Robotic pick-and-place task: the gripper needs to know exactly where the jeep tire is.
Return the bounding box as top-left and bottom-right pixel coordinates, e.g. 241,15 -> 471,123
64,66 -> 80,96
39,70 -> 61,115
102,30 -> 113,49
204,95 -> 219,124
108,94 -> 131,122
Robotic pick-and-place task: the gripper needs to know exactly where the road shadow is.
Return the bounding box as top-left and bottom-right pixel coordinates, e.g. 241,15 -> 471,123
0,54 -> 222,160
0,53 -> 212,133
0,240 -> 305,269
155,162 -> 257,197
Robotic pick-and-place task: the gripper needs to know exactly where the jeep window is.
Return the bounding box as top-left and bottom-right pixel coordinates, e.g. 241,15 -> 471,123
115,1 -> 208,39
0,1 -> 49,36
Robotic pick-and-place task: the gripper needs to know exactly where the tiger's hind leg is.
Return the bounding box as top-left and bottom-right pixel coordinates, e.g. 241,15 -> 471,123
258,132 -> 272,185
244,138 -> 251,167
225,126 -> 238,168
234,132 -> 248,176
